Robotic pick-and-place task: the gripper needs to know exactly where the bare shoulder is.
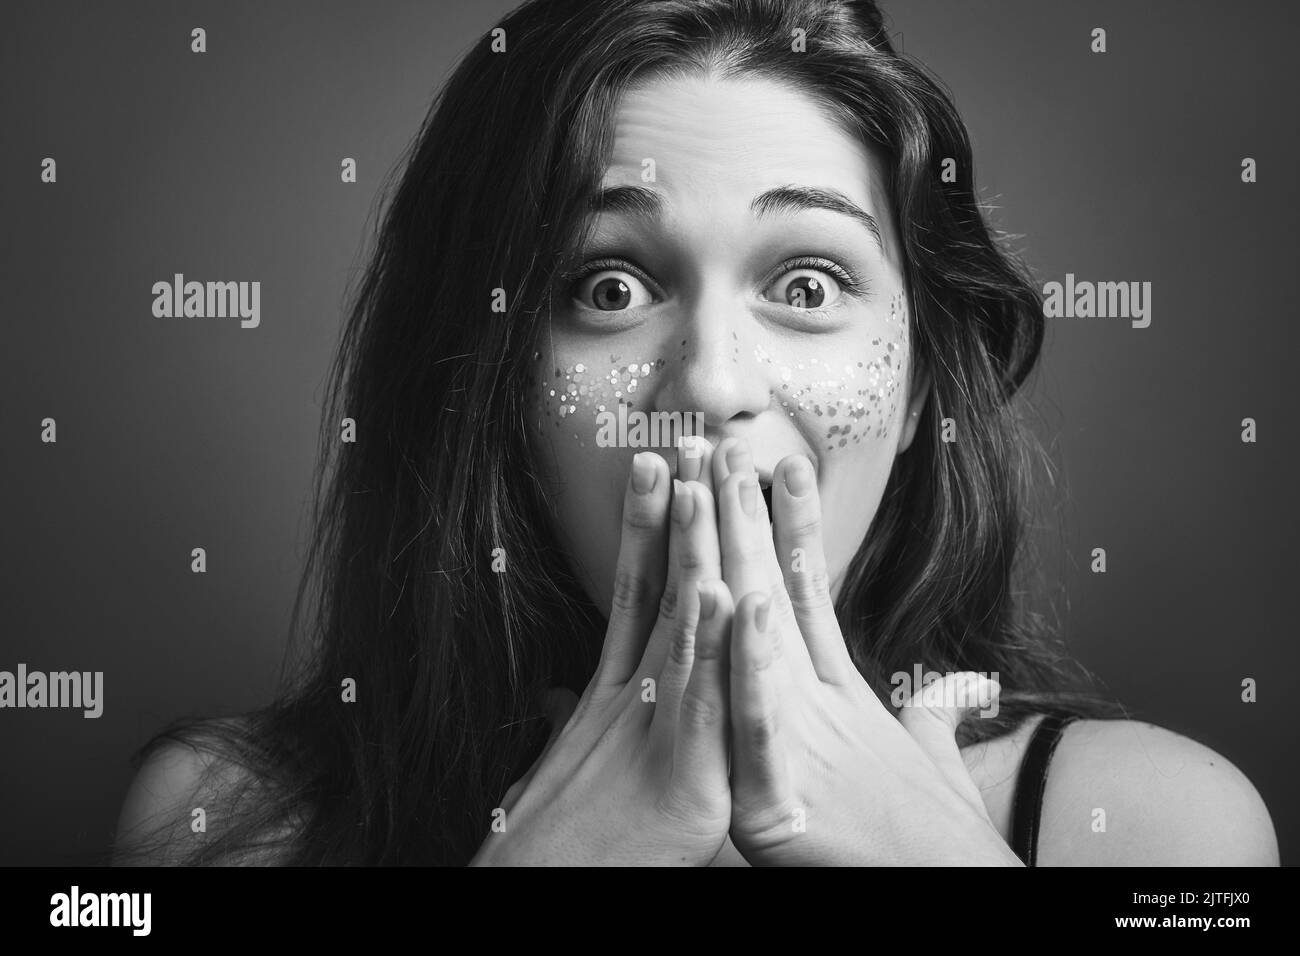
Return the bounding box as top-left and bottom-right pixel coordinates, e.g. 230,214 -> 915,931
113,716 -> 264,865
1036,719 -> 1279,865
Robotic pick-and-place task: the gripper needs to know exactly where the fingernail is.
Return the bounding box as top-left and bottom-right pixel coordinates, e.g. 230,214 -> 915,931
677,437 -> 702,481
740,476 -> 758,517
698,581 -> 717,619
726,439 -> 754,475
784,456 -> 814,498
672,479 -> 695,527
631,453 -> 657,494
754,596 -> 770,632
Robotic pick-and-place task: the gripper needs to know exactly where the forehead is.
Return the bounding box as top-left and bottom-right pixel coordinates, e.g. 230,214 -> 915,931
602,73 -> 891,228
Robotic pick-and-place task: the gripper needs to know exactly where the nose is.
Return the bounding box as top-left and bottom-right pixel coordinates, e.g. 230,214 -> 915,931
652,287 -> 773,431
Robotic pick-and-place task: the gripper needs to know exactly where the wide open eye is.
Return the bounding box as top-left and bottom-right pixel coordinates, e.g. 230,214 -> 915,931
761,256 -> 866,310
570,262 -> 656,312
767,270 -> 837,309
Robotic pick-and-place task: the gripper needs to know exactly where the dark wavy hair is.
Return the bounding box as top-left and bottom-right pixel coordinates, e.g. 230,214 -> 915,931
114,0 -> 1122,867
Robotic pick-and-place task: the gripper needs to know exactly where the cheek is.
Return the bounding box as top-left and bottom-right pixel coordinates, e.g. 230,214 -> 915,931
528,346 -> 669,447
762,291 -> 911,584
759,290 -> 911,453
526,342 -> 673,612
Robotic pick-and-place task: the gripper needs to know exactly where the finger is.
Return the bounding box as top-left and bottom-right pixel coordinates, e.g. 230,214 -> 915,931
593,452 -> 672,690
644,481 -> 722,708
710,435 -> 751,490
771,454 -> 854,684
716,466 -> 812,684
713,437 -> 800,620
730,591 -> 789,798
675,435 -> 715,494
668,580 -> 733,801
539,687 -> 579,760
897,672 -> 1000,805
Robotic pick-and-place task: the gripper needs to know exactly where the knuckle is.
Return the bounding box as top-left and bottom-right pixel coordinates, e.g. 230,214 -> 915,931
657,581 -> 680,621
676,541 -> 707,573
746,708 -> 780,749
611,568 -> 654,616
786,567 -> 833,612
667,623 -> 695,668
623,496 -> 662,534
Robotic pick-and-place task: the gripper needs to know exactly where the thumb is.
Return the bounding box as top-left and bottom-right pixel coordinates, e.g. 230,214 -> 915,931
501,687 -> 579,811
897,671 -> 999,806
539,687 -> 579,759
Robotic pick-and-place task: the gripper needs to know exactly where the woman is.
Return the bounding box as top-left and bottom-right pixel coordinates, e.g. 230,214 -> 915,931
114,0 -> 1277,866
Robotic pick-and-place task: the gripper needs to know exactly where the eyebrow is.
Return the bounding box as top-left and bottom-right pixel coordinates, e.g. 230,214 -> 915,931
585,183 -> 885,252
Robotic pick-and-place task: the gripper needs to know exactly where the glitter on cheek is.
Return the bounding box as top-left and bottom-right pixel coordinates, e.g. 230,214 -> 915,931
527,348 -> 669,447
753,291 -> 911,451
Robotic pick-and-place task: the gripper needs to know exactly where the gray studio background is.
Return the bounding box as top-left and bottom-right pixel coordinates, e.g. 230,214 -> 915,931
2,0 -> 1295,865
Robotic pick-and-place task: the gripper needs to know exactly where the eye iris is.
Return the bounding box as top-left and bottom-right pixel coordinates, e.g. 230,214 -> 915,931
787,276 -> 825,308
593,277 -> 631,311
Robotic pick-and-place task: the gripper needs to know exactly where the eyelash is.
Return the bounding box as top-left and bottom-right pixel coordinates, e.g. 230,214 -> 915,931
561,255 -> 870,303
775,256 -> 870,297
562,256 -> 656,292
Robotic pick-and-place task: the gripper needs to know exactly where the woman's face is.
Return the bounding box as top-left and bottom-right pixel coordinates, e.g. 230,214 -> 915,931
528,74 -> 928,615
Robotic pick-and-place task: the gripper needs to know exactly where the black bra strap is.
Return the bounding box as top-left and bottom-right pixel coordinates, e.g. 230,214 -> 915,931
1010,711 -> 1080,866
